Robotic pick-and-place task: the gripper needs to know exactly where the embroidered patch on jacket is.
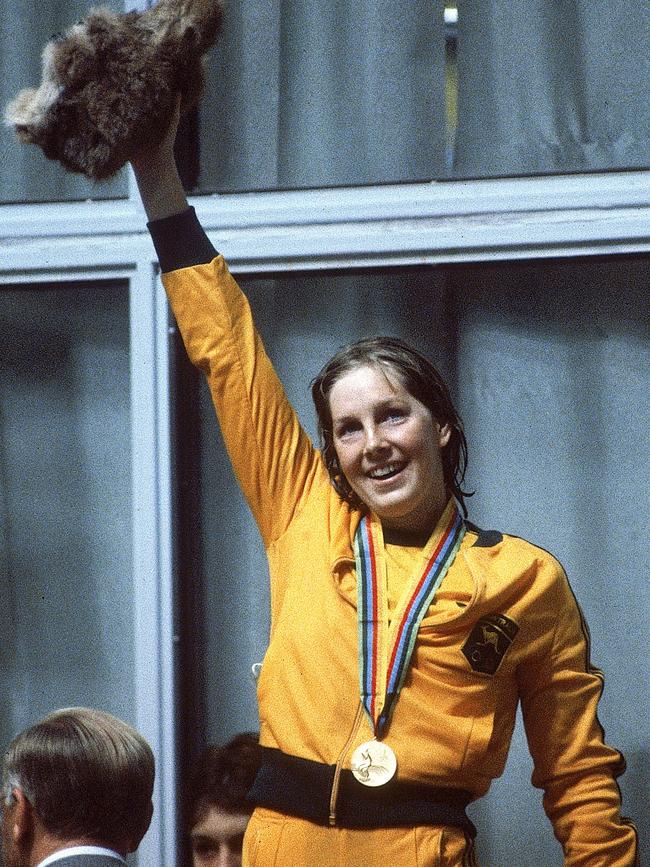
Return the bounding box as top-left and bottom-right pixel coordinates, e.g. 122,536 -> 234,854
462,614 -> 519,675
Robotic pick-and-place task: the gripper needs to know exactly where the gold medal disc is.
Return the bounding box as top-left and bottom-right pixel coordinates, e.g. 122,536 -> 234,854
350,739 -> 397,787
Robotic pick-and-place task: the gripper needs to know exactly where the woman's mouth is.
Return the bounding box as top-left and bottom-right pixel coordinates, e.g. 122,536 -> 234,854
366,462 -> 404,481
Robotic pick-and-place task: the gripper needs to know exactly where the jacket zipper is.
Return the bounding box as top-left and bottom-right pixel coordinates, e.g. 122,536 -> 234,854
328,702 -> 365,826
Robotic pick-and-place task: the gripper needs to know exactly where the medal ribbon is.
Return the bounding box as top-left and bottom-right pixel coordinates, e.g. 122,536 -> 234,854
354,500 -> 465,739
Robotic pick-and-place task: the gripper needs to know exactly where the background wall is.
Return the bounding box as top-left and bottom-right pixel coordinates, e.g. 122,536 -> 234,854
0,282 -> 135,753
189,255 -> 648,865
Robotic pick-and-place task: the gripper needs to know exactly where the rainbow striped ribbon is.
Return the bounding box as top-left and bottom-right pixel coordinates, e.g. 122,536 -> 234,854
354,501 -> 466,738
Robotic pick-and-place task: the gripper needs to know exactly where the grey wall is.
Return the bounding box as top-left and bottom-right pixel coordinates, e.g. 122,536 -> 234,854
198,0 -> 446,191
194,256 -> 648,864
0,282 -> 134,746
455,1 -> 650,177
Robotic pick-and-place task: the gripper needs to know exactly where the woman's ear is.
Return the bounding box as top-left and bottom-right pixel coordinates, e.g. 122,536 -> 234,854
438,423 -> 452,448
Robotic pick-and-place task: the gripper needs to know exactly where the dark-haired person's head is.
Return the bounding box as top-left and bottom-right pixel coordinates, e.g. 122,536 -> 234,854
311,336 -> 471,526
1,707 -> 154,867
188,732 -> 261,867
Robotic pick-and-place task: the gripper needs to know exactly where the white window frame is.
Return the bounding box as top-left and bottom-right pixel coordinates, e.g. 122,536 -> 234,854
2,168 -> 650,274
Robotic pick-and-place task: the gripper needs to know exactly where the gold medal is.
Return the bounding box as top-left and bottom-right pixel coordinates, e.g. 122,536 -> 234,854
350,739 -> 397,787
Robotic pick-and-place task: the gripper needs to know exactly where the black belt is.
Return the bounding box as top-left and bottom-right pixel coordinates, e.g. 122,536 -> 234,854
248,747 -> 476,837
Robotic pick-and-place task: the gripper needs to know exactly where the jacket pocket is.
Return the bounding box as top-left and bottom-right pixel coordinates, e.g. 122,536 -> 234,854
243,808 -> 286,867
459,709 -> 495,771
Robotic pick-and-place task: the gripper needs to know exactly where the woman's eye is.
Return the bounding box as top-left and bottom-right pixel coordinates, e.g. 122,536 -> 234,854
335,422 -> 360,438
383,408 -> 406,423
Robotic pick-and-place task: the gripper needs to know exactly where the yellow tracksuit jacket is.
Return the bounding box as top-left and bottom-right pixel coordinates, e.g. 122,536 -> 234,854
160,241 -> 638,865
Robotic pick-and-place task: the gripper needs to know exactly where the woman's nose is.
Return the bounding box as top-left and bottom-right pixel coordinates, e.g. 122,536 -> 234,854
363,425 -> 389,455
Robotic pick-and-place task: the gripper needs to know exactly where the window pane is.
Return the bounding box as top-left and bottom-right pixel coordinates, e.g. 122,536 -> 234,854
194,1 -> 446,191
453,2 -> 650,178
1,0 -> 127,203
0,281 -> 133,742
179,259 -> 648,864
189,1 -> 649,191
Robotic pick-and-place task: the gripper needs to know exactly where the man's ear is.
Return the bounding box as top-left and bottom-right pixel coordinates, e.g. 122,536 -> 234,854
10,788 -> 34,848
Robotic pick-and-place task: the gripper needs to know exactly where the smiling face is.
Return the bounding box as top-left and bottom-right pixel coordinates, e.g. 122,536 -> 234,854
329,363 -> 451,534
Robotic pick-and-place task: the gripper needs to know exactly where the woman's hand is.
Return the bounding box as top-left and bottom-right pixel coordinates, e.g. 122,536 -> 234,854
130,96 -> 189,221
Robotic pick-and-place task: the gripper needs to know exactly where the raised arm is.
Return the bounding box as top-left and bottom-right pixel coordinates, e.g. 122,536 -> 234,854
130,98 -> 188,222
128,102 -> 322,547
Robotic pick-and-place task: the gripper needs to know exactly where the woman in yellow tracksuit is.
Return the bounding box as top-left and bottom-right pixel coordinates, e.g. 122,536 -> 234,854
131,112 -> 638,866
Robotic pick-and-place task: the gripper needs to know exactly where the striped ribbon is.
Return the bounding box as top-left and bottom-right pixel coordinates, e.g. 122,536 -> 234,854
354,500 -> 466,738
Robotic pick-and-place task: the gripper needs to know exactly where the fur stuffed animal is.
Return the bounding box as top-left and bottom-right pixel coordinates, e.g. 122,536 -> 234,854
4,0 -> 223,180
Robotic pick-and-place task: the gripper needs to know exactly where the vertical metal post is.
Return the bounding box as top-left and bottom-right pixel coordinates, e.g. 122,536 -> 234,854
129,260 -> 177,867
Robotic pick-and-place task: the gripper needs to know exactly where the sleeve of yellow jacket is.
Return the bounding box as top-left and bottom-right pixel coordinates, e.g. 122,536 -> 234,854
517,562 -> 638,866
162,256 -> 321,547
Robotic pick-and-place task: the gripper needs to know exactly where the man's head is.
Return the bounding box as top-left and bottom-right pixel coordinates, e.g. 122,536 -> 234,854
188,733 -> 261,867
1,707 -> 154,867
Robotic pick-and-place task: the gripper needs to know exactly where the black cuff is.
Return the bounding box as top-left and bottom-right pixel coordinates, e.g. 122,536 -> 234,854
147,207 -> 218,273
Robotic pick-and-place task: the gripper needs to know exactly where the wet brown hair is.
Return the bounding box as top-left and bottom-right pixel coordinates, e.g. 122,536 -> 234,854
311,336 -> 471,515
